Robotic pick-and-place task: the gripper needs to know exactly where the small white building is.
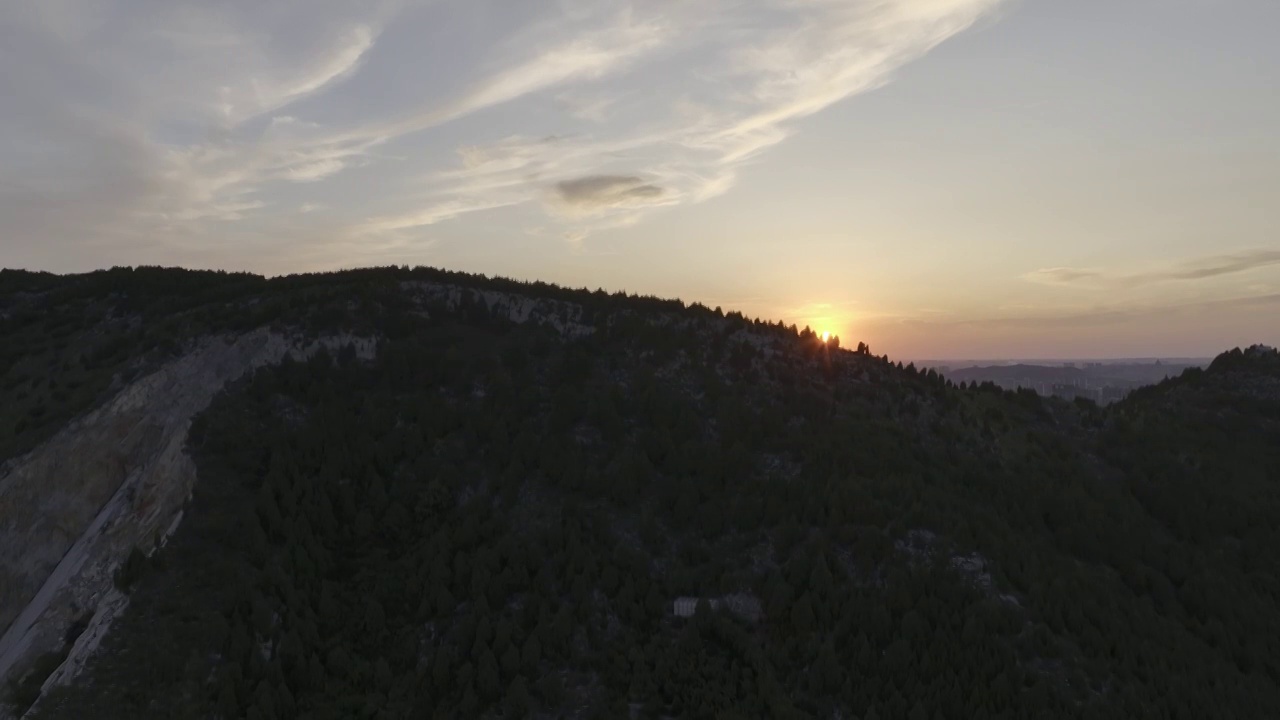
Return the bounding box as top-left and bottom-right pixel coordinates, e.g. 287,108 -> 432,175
672,597 -> 702,617
672,594 -> 763,622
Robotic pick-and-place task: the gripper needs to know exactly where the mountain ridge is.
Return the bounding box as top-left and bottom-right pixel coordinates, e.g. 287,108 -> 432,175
1,265 -> 1277,719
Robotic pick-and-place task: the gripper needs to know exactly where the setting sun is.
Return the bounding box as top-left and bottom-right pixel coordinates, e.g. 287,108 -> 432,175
820,331 -> 831,343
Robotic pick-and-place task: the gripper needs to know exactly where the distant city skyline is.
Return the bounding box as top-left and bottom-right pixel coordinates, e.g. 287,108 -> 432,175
2,0 -> 1277,359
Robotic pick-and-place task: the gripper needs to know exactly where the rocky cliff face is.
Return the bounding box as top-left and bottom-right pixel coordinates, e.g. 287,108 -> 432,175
0,278 -> 716,714
399,281 -> 598,338
0,328 -> 376,704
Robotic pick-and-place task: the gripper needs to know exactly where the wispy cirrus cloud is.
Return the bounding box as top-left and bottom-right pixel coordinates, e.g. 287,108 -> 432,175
1023,249 -> 1280,287
354,197 -> 529,238
357,0 -> 1007,243
950,291 -> 1280,331
1022,267 -> 1106,286
1,0 -> 399,252
1155,249 -> 1280,281
557,91 -> 624,123
362,11 -> 673,143
863,292 -> 1280,352
864,289 -> 1280,360
1,0 -> 1008,263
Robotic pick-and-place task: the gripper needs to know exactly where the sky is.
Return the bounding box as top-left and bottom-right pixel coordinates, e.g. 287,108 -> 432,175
2,0 -> 1277,360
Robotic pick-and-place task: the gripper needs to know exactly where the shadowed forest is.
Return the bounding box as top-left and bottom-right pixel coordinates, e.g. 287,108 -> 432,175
3,266 -> 1278,719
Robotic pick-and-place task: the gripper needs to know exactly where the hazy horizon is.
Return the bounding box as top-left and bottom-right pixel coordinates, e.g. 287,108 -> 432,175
3,0 -> 1277,359
914,356 -> 1213,365
0,261 -> 1247,362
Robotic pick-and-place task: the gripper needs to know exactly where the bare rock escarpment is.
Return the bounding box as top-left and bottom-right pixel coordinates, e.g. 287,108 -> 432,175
0,329 -> 376,702
0,281 -> 618,711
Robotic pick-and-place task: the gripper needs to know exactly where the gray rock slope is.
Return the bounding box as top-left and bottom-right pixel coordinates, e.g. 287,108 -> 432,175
0,329 -> 376,703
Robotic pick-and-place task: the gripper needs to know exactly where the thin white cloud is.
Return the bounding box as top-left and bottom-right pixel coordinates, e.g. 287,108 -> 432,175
448,23 -> 664,123
1157,249 -> 1280,281
341,10 -> 674,145
1024,249 -> 1280,287
950,291 -> 1280,331
557,91 -> 623,122
281,158 -> 348,182
1,0 -> 1007,262
355,197 -> 529,236
1022,267 -> 1105,286
1,0 -> 399,242
204,22 -> 378,126
132,6 -> 671,233
269,25 -> 375,110
364,0 -> 1006,243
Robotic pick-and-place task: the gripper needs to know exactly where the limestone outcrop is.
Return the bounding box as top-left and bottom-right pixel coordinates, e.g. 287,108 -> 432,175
0,329 -> 376,702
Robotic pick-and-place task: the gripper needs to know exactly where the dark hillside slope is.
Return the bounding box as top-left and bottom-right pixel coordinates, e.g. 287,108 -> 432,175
1,267 -> 1277,719
1098,345 -> 1280,681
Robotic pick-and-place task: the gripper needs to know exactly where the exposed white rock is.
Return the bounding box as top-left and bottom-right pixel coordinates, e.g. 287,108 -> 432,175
35,588 -> 128,698
398,282 -> 597,337
0,328 -> 376,703
671,593 -> 764,623
894,529 -> 1020,608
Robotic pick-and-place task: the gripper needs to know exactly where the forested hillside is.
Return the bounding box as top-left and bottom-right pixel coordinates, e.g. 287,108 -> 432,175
3,267 -> 1278,719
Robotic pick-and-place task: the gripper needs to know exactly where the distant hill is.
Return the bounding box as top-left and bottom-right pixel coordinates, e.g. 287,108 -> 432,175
941,360 -> 1205,405
1,266 -> 1277,719
946,363 -> 1090,382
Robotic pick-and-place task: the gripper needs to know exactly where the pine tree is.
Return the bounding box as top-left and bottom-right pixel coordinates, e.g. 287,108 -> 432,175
505,675 -> 533,716
521,633 -> 542,670
477,648 -> 501,699
791,593 -> 816,636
